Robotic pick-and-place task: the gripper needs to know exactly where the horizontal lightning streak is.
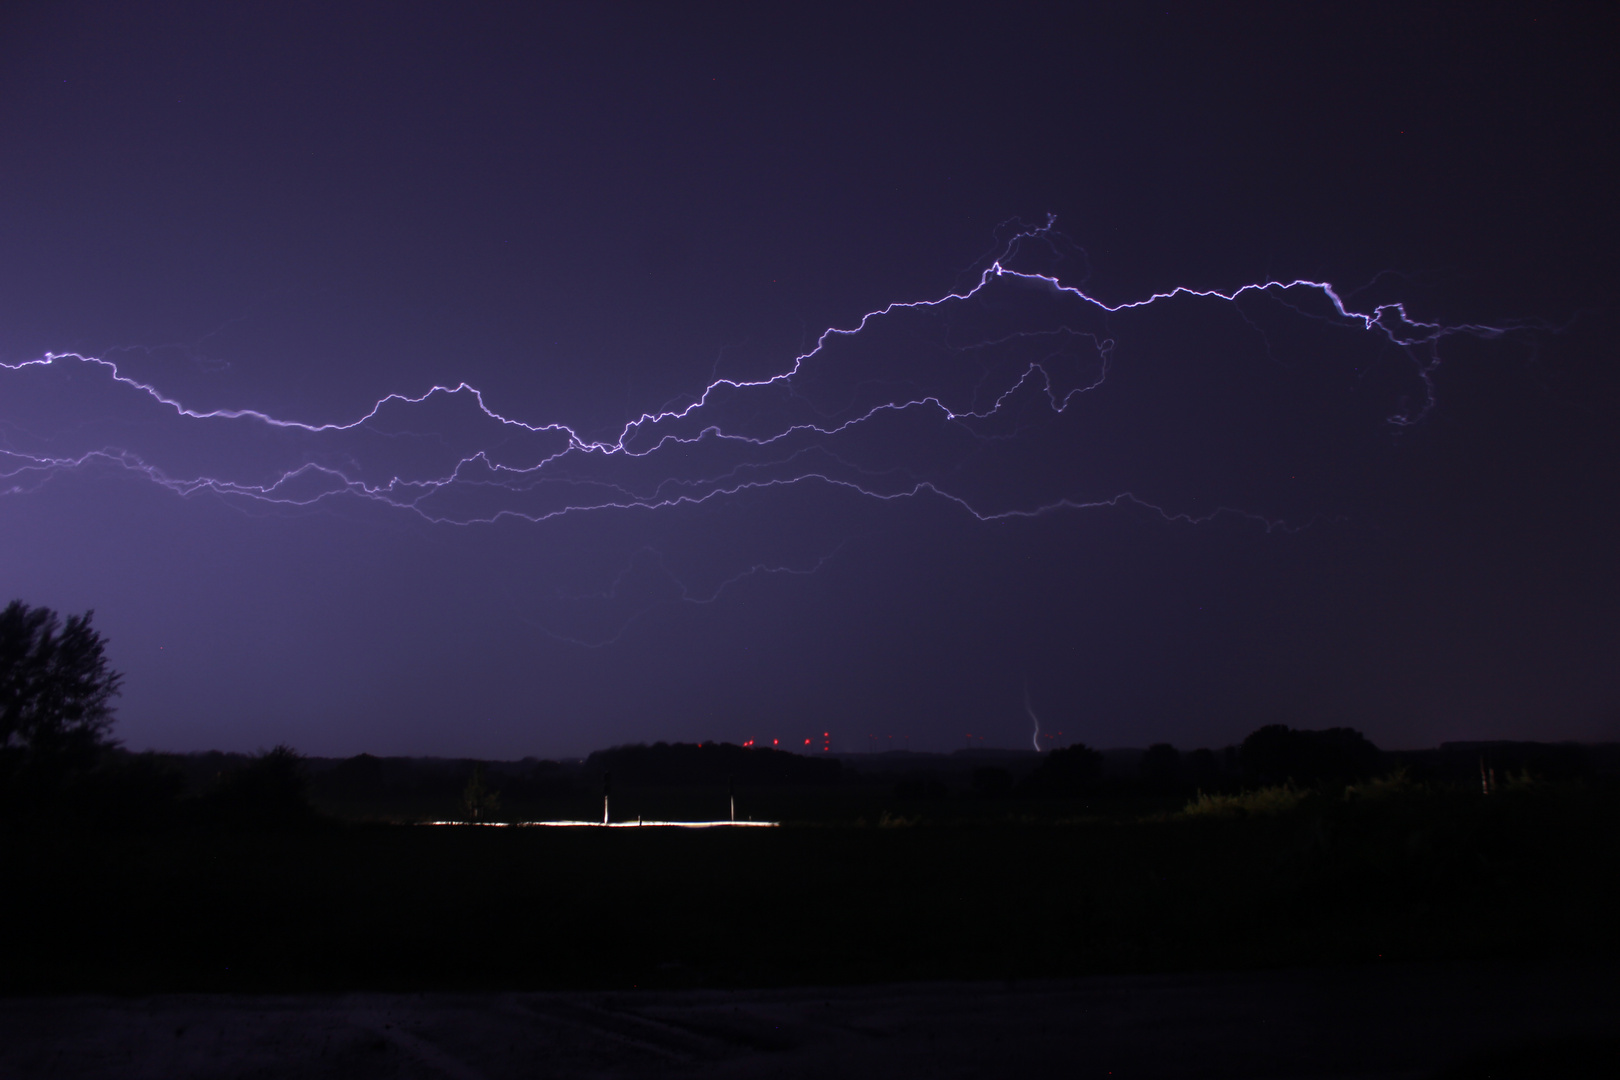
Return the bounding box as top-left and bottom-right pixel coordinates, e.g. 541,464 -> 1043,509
1,219 -> 1511,528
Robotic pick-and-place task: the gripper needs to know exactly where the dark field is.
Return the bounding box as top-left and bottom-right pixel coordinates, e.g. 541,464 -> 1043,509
6,963 -> 1620,1079
5,773 -> 1617,995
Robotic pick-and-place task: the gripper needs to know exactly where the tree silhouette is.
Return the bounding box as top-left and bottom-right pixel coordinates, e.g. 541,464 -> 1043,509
462,764 -> 501,821
0,600 -> 122,803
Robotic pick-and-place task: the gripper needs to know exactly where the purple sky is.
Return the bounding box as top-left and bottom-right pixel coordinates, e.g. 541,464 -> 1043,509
1,2 -> 1616,758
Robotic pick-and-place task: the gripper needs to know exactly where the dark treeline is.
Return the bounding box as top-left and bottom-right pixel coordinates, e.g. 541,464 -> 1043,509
585,741 -> 842,788
4,599 -> 1620,994
8,597 -> 1617,828
866,728 -> 1620,814
9,733 -> 1620,830
0,744 -> 323,831
161,730 -> 1620,826
8,604 -> 1620,1000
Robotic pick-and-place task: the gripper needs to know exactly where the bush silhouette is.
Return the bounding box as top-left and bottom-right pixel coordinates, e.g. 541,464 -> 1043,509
1183,783 -> 1307,818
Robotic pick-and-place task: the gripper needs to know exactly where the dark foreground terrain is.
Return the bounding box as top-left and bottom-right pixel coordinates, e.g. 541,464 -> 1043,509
3,963 -> 1617,1079
3,754 -> 1617,1077
3,774 -> 1617,992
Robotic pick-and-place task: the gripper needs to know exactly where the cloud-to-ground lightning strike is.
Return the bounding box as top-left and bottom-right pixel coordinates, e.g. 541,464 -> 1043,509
2,220 -> 1513,540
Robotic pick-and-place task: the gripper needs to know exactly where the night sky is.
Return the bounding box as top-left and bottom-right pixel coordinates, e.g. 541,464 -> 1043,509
1,2 -> 1615,758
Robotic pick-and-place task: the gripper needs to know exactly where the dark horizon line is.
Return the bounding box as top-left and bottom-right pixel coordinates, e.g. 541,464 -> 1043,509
116,736 -> 1620,767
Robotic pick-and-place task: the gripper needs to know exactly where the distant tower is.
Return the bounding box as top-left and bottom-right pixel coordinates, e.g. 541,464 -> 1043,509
729,774 -> 736,823
602,770 -> 612,825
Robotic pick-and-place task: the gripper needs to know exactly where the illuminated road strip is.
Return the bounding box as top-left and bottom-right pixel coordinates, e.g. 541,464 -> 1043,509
420,820 -> 778,827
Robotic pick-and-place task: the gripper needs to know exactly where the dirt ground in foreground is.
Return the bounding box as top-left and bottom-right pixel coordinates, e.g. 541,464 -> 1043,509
1,961 -> 1616,1079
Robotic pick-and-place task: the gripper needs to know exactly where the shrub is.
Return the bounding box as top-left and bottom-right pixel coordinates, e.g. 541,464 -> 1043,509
1342,768 -> 1427,802
1183,784 -> 1306,818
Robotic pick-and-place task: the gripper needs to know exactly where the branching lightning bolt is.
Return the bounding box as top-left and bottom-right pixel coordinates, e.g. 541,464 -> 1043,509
2,217 -> 1516,536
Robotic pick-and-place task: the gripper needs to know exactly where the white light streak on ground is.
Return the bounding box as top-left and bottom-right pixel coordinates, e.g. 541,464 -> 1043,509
419,820 -> 778,828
